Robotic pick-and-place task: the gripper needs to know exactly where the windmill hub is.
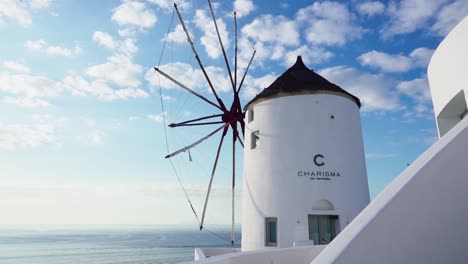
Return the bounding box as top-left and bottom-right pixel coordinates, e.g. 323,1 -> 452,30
222,111 -> 242,125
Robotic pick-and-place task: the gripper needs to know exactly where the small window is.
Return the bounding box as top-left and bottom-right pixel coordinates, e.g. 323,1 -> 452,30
248,108 -> 254,123
265,217 -> 277,246
251,131 -> 260,149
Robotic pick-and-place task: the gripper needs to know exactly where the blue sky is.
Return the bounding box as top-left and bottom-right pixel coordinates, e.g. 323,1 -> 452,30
0,0 -> 467,225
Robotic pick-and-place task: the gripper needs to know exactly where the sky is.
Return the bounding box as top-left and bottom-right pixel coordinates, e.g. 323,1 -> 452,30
0,0 -> 467,226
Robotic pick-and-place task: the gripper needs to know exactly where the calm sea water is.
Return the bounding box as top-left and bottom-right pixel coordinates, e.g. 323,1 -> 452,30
0,226 -> 241,264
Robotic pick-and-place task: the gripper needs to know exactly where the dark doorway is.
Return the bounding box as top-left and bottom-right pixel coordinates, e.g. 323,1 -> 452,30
308,215 -> 338,244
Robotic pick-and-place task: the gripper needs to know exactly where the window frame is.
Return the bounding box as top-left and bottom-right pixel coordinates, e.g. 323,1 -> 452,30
251,131 -> 260,149
265,217 -> 278,247
248,108 -> 254,123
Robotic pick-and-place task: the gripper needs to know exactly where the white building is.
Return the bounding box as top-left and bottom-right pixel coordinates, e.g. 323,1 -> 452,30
190,15 -> 468,264
428,16 -> 468,137
241,56 -> 370,251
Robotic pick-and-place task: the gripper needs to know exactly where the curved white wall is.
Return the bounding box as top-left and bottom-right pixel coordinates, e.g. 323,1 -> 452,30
428,15 -> 468,137
311,109 -> 468,264
241,94 -> 370,251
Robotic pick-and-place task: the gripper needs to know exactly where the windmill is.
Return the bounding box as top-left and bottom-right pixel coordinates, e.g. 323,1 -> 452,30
154,0 -> 256,245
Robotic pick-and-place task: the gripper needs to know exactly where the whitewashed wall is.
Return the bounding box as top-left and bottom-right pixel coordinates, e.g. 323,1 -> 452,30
311,117 -> 468,264
242,94 -> 370,251
428,15 -> 468,137
188,245 -> 325,264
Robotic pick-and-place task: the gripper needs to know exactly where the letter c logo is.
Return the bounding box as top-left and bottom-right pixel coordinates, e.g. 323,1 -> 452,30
314,154 -> 325,167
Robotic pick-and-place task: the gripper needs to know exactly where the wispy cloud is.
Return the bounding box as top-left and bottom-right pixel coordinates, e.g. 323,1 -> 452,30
318,66 -> 400,112
147,113 -> 165,123
0,71 -> 63,108
2,60 -> 30,73
146,62 -> 231,93
383,0 -> 447,37
93,31 -> 119,49
356,1 -> 386,17
63,74 -> 148,101
85,54 -> 143,88
0,121 -> 58,150
111,0 -> 157,29
0,0 -> 51,27
358,47 -> 434,73
234,0 -> 255,17
193,9 -> 230,59
296,1 -> 364,46
24,39 -> 81,58
88,130 -> 106,145
431,0 -> 468,36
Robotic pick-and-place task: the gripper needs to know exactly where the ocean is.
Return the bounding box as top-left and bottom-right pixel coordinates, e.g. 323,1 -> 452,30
0,226 -> 241,264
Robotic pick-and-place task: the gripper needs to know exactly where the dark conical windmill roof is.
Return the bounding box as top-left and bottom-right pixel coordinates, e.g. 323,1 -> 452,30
244,56 -> 361,109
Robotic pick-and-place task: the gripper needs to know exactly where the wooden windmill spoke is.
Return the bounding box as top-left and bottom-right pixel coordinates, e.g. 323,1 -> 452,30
169,114 -> 223,128
237,50 -> 256,94
200,125 -> 229,230
154,67 -> 222,111
170,121 -> 225,127
165,123 -> 229,159
156,3 -> 255,244
234,11 -> 238,91
207,0 -> 236,93
240,120 -> 245,137
236,134 -> 244,148
174,3 -> 227,112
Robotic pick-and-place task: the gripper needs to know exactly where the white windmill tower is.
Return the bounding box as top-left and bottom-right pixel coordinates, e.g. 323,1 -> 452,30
241,56 -> 370,251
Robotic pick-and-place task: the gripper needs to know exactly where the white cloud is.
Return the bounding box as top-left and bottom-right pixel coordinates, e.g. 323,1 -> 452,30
0,122 -> 56,150
242,14 -> 299,46
241,73 -> 277,99
296,1 -> 364,46
239,14 -> 300,67
29,0 -> 51,9
283,45 -> 334,66
356,1 -> 385,17
194,9 -> 230,59
381,0 -> 450,38
397,77 -> 432,103
129,116 -> 141,121
358,47 -> 434,73
93,31 -> 118,49
0,71 -> 63,99
118,27 -> 137,37
85,54 -> 143,88
147,0 -> 191,11
146,62 -> 231,93
112,0 -> 157,29
92,31 -> 138,57
88,130 -> 106,145
3,96 -> 49,108
147,113 -> 165,122
63,75 -> 148,101
234,0 -> 255,17
165,24 -> 192,43
24,39 -> 46,50
46,45 -> 72,57
318,66 -> 400,112
0,70 -> 65,107
0,0 -> 51,27
24,39 -> 80,57
431,0 -> 468,36
119,38 -> 138,56
2,60 -> 30,73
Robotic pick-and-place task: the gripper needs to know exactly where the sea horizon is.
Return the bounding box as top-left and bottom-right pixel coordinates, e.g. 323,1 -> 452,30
0,225 -> 241,264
